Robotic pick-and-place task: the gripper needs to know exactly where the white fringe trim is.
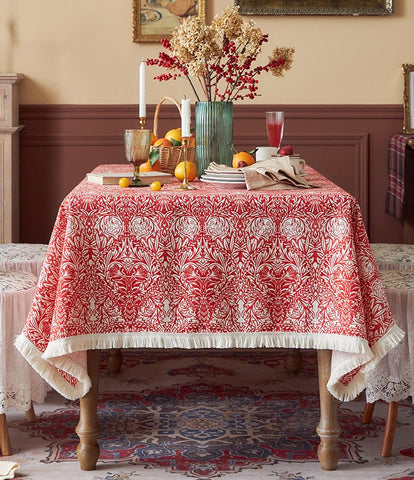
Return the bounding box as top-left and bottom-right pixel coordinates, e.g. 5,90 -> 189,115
14,335 -> 91,401
15,326 -> 406,402
41,331 -> 373,358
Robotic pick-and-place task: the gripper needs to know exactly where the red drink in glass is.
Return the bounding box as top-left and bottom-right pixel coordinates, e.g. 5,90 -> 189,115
267,123 -> 284,149
266,111 -> 284,152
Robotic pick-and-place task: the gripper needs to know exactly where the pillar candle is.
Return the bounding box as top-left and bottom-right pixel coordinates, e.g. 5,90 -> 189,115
181,98 -> 191,137
139,61 -> 146,118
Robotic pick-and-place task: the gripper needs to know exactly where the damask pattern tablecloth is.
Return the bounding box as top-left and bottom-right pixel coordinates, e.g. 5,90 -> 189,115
15,165 -> 404,401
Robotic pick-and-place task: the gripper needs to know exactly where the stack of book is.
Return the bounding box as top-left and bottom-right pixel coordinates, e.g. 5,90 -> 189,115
86,171 -> 172,185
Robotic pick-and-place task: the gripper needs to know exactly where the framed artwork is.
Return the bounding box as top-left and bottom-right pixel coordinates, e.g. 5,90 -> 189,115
133,0 -> 206,43
235,0 -> 393,16
403,64 -> 414,134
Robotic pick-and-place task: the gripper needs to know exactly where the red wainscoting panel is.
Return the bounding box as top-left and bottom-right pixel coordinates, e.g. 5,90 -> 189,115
19,104 -> 404,244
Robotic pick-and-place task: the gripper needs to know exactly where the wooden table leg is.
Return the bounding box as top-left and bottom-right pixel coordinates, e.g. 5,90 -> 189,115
285,348 -> 302,374
25,402 -> 36,422
362,402 -> 375,424
107,348 -> 123,374
381,402 -> 399,457
0,413 -> 12,455
316,349 -> 340,471
75,350 -> 100,470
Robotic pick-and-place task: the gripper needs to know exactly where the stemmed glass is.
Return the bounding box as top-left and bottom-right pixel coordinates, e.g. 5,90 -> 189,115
124,129 -> 152,187
266,111 -> 284,154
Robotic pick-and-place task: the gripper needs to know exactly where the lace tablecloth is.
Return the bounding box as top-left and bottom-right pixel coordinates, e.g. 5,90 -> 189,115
15,165 -> 404,402
0,270 -> 49,413
365,269 -> 414,403
371,243 -> 414,270
0,243 -> 48,276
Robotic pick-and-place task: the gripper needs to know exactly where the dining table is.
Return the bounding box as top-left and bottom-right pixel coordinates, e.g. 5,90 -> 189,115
15,163 -> 404,472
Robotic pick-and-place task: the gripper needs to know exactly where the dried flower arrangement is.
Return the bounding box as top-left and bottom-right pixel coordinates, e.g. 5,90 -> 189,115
146,6 -> 294,102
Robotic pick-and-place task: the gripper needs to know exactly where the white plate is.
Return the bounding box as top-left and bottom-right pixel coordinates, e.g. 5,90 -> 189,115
201,173 -> 245,182
200,177 -> 246,189
204,169 -> 245,176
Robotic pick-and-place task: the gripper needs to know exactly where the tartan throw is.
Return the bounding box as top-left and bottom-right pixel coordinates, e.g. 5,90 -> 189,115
386,134 -> 412,222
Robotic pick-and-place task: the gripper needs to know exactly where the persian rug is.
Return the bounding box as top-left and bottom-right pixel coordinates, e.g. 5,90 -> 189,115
3,349 -> 414,480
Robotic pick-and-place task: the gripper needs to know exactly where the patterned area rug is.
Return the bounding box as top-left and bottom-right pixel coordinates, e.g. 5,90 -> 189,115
4,349 -> 414,480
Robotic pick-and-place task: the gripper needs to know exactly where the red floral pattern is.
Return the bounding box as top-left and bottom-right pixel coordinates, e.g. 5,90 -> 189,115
16,165 -> 403,400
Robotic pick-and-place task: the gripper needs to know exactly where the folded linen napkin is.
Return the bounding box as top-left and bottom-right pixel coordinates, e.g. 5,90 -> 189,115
205,163 -> 243,174
205,157 -> 314,191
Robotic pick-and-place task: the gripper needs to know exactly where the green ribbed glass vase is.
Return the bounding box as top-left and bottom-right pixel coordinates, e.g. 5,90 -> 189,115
195,101 -> 233,177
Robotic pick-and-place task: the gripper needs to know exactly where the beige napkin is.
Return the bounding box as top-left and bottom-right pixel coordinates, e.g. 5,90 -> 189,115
205,157 -> 313,191
0,462 -> 20,480
242,157 -> 313,190
205,163 -> 243,174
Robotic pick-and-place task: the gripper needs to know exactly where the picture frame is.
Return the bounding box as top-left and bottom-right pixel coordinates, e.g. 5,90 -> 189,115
235,0 -> 393,16
133,0 -> 206,43
403,64 -> 414,134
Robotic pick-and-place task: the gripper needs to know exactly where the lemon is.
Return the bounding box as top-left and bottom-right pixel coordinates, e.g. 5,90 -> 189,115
150,181 -> 162,191
118,177 -> 130,188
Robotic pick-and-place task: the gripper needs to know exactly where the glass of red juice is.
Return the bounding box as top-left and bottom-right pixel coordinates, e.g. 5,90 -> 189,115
266,111 -> 284,153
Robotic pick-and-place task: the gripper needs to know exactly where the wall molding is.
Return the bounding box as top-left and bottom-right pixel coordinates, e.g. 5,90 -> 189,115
20,103 -> 403,119
21,134 -> 123,146
286,133 -> 369,222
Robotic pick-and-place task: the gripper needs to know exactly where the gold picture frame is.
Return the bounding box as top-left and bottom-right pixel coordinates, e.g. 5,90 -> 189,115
133,0 -> 206,43
235,0 -> 393,16
403,64 -> 414,134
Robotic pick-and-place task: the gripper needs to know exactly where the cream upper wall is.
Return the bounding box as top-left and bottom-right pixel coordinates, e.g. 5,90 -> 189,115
0,0 -> 413,105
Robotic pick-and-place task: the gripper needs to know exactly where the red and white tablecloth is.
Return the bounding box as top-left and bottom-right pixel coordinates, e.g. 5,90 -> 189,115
15,164 -> 404,401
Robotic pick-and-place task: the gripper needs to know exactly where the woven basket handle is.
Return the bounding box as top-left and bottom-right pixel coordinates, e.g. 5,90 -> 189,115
153,96 -> 182,138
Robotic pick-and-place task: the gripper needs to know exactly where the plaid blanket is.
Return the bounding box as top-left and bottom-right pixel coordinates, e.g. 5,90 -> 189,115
386,134 -> 413,222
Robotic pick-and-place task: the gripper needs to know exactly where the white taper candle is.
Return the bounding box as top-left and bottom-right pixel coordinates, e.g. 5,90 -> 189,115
181,98 -> 191,137
139,61 -> 146,118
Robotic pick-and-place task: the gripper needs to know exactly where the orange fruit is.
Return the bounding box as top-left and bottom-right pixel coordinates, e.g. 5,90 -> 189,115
150,181 -> 162,191
118,177 -> 130,188
153,137 -> 172,147
188,136 -> 196,146
139,159 -> 162,173
165,128 -> 182,144
232,151 -> 255,169
150,132 -> 157,145
174,161 -> 197,182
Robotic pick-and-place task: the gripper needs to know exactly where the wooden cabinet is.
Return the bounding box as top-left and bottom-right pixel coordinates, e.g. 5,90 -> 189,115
0,73 -> 24,243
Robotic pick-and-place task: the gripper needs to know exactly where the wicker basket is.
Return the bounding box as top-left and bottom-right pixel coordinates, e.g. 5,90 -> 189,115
152,96 -> 196,174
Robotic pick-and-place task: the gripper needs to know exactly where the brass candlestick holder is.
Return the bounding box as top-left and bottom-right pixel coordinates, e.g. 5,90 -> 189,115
176,137 -> 196,190
139,117 -> 146,129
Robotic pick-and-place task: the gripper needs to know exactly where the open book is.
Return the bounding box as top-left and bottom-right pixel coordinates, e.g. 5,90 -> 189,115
86,171 -> 173,185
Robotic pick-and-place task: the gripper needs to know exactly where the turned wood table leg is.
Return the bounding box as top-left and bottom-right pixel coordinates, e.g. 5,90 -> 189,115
107,348 -> 123,374
285,348 -> 302,374
76,349 -> 100,471
316,349 -> 340,471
